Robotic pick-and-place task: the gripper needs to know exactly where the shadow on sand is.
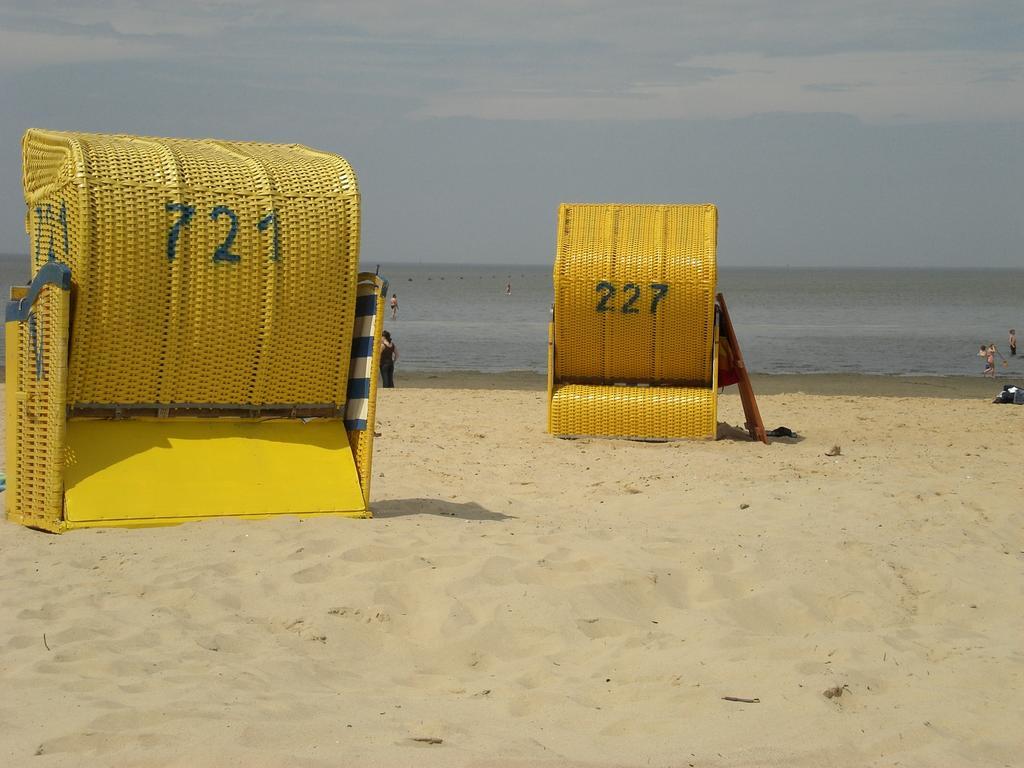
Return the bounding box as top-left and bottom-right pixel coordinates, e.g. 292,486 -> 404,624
372,498 -> 515,521
717,421 -> 805,443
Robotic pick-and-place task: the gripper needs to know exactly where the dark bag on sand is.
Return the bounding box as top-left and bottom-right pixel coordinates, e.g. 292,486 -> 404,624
992,384 -> 1024,404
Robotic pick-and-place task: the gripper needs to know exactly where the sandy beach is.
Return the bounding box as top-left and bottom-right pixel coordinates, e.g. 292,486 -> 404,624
1,377 -> 1022,767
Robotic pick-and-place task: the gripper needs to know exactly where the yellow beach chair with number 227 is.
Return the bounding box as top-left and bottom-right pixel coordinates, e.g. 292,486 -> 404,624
548,203 -> 766,442
6,129 -> 387,532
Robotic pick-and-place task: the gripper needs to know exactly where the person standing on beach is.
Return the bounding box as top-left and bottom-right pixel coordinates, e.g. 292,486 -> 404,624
390,293 -> 398,320
1010,329 -> 1017,356
505,277 -> 512,295
380,330 -> 397,388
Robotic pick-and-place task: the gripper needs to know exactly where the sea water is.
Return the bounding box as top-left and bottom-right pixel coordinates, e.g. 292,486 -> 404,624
365,263 -> 1024,377
2,254 -> 1022,377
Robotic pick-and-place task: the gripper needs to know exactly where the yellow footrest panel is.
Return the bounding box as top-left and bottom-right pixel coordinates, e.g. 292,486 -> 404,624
63,418 -> 367,527
550,383 -> 716,440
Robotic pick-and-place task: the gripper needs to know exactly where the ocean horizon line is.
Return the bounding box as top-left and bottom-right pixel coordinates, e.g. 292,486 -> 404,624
1,253 -> 1022,273
366,262 -> 1024,272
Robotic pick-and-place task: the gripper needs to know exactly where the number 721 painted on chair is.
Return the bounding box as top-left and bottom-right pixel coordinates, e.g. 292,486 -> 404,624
165,202 -> 280,263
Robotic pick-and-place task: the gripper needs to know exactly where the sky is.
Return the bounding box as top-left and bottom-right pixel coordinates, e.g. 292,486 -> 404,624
1,0 -> 1022,266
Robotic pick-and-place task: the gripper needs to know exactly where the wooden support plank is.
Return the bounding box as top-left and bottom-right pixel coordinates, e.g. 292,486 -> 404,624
716,292 -> 768,444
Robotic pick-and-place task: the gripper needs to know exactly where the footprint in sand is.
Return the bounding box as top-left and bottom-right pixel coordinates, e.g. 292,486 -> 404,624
277,618 -> 328,643
7,634 -> 46,650
288,538 -> 340,557
291,564 -> 333,584
339,544 -> 408,562
195,633 -> 247,653
35,730 -> 178,758
17,604 -> 65,621
328,606 -> 392,624
575,616 -> 635,640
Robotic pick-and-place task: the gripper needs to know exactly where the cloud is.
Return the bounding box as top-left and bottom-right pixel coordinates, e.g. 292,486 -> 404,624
0,28 -> 172,72
802,82 -> 871,94
972,63 -> 1024,83
414,51 -> 1024,122
1,1 -> 1022,123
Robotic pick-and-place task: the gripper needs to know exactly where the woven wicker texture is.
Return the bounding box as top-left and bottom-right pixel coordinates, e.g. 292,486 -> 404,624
554,204 -> 717,384
549,203 -> 719,440
22,129 -> 360,408
550,384 -> 716,440
5,282 -> 70,532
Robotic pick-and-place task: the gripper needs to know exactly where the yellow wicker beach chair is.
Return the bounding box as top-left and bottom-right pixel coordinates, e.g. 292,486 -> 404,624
5,129 -> 387,532
548,203 -> 766,442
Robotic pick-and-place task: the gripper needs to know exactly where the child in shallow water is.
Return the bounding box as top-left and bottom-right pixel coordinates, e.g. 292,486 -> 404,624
980,344 -> 994,377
